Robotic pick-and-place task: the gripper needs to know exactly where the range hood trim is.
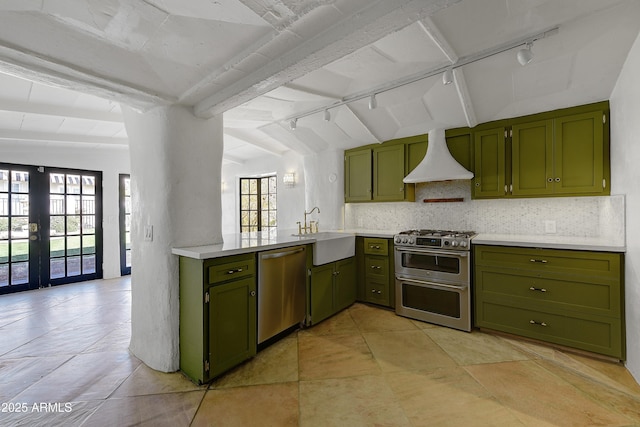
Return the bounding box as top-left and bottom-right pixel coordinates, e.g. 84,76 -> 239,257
403,128 -> 474,183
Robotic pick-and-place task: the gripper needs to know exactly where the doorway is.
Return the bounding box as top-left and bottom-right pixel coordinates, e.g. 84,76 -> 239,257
0,163 -> 103,295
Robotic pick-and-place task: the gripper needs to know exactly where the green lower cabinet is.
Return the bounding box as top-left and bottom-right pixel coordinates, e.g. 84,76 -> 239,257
474,245 -> 625,359
179,253 -> 257,384
309,257 -> 356,325
208,277 -> 257,379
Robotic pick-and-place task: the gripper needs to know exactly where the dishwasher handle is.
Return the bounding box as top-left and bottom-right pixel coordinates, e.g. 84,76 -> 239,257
260,246 -> 306,260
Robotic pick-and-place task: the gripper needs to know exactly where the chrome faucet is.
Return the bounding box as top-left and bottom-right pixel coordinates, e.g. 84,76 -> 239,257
298,206 -> 320,234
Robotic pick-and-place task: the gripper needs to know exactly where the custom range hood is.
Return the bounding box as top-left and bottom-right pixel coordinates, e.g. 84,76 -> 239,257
403,128 -> 474,183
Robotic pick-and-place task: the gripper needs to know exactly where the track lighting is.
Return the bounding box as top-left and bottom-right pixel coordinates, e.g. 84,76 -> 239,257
517,42 -> 534,66
323,109 -> 330,122
368,94 -> 377,110
442,68 -> 454,85
289,118 -> 297,130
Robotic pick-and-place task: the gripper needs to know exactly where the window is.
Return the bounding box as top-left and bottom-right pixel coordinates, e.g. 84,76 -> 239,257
239,176 -> 277,232
119,174 -> 131,275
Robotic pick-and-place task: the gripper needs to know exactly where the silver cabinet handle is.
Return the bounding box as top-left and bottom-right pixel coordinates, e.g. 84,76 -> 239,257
529,320 -> 547,327
369,245 -> 381,249
529,286 -> 547,293
529,259 -> 548,264
250,290 -> 256,297
370,265 -> 381,269
227,267 -> 243,274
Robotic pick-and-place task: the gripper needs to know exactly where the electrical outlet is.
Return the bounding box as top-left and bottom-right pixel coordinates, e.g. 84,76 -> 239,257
144,225 -> 153,242
544,220 -> 556,234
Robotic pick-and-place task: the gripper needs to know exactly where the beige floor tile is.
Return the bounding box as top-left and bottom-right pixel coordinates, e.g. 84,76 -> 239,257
465,360 -> 634,427
570,353 -> 640,396
364,330 -> 457,372
424,327 -> 531,366
112,361 -> 205,397
192,382 -> 298,427
385,367 -> 526,427
85,390 -> 205,427
349,303 -> 418,333
300,309 -> 360,336
298,333 -> 380,380
537,359 -> 640,425
0,355 -> 71,401
299,375 -> 410,427
82,323 -> 131,353
212,336 -> 298,388
14,351 -> 141,403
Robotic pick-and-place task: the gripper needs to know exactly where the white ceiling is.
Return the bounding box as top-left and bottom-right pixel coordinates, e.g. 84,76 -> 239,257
0,0 -> 639,164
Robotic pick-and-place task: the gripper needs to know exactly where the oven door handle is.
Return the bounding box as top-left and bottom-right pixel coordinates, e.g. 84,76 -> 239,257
396,276 -> 468,291
395,247 -> 468,258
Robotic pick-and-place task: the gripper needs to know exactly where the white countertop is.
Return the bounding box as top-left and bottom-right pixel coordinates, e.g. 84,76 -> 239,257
472,233 -> 626,252
172,228 -> 396,259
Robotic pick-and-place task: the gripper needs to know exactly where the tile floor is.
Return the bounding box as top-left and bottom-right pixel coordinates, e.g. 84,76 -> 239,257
1,277 -> 640,426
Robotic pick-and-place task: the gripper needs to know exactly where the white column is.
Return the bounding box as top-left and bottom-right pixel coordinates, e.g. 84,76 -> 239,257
122,104 -> 223,372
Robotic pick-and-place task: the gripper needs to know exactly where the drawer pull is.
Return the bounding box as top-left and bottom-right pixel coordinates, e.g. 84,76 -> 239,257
529,320 -> 548,327
529,286 -> 547,293
529,259 -> 548,264
227,267 -> 243,274
370,265 -> 382,269
369,245 -> 381,250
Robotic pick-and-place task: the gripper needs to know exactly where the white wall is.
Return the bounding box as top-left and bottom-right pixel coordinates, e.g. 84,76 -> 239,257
222,151 -> 305,234
0,140 -> 130,279
611,30 -> 640,383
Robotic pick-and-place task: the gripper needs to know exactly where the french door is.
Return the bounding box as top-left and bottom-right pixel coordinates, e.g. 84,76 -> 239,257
0,163 -> 102,295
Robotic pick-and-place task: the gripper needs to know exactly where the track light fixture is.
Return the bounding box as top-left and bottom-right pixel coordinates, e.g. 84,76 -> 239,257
368,94 -> 377,110
517,42 -> 534,66
442,68 -> 454,85
323,109 -> 330,122
289,118 -> 297,130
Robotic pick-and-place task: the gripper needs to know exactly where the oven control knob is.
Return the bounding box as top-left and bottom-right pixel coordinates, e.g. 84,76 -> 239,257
460,241 -> 468,248
451,241 -> 459,247
408,237 -> 415,244
395,236 -> 401,244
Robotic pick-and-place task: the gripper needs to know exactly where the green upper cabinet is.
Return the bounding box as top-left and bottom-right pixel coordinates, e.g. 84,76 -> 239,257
553,111 -> 605,195
473,102 -> 610,199
373,144 -> 408,201
345,148 -> 372,202
473,127 -> 506,198
512,119 -> 554,196
345,143 -> 414,203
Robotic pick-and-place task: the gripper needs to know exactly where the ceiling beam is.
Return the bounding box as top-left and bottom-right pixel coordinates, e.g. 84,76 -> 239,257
192,0 -> 462,118
452,68 -> 477,128
224,128 -> 286,157
0,129 -> 128,145
0,99 -> 122,122
418,17 -> 458,63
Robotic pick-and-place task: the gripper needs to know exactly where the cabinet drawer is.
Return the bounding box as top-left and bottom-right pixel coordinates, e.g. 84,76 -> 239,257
365,279 -> 389,306
207,254 -> 255,284
474,245 -> 621,280
476,301 -> 623,358
364,238 -> 388,255
475,268 -> 621,317
365,255 -> 388,279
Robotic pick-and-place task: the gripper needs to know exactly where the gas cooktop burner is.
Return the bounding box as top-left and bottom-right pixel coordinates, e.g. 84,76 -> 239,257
397,229 -> 476,238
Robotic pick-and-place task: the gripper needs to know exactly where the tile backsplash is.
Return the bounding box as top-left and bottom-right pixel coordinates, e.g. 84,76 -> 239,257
344,181 -> 625,243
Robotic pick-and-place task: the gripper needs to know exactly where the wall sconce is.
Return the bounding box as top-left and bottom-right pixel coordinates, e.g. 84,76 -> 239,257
283,172 -> 296,187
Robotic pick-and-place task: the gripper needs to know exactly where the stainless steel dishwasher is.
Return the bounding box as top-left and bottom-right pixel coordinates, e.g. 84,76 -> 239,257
257,245 -> 307,344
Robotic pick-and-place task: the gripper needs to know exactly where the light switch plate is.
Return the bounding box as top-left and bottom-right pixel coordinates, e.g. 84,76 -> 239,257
144,225 -> 153,241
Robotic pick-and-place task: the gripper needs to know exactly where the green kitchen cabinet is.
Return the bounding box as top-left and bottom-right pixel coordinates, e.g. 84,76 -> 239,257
308,257 -> 356,325
345,143 -> 414,203
511,111 -> 606,196
473,127 -> 507,198
345,148 -> 372,202
357,237 -> 395,308
474,244 -> 625,359
179,253 -> 257,384
373,144 -> 409,201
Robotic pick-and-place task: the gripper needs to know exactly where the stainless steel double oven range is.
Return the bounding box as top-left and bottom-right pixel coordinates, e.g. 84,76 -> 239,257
394,229 -> 476,332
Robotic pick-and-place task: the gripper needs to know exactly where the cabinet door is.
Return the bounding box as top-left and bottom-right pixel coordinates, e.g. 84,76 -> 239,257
447,132 -> 473,172
345,148 -> 372,202
473,128 -> 506,198
373,144 -> 406,201
208,276 -> 257,379
406,140 -> 428,174
310,263 -> 335,325
512,120 -> 553,196
334,258 -> 356,312
554,111 -> 604,195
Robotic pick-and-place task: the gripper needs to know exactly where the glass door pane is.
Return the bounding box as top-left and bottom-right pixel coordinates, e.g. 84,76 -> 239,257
119,174 -> 131,275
